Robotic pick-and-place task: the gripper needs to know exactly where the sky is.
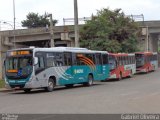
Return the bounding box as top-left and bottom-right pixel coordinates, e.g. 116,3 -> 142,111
0,0 -> 160,30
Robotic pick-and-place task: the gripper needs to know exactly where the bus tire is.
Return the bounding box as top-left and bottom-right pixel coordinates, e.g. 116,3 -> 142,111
24,89 -> 31,93
129,70 -> 133,78
146,67 -> 149,73
152,66 -> 155,71
83,74 -> 93,86
65,84 -> 74,88
45,78 -> 55,92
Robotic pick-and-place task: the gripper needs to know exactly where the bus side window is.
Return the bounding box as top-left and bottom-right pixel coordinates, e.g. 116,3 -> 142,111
118,57 -> 121,65
86,54 -> 95,64
55,53 -> 63,66
35,56 -> 45,74
155,55 -> 158,60
132,56 -> 134,64
64,52 -> 72,66
128,56 -> 130,64
96,53 -> 102,65
121,56 -> 124,65
121,57 -> 123,65
145,56 -> 147,63
76,53 -> 85,65
46,53 -> 56,67
72,53 -> 77,65
102,54 -> 108,64
125,56 -> 127,65
130,56 -> 132,64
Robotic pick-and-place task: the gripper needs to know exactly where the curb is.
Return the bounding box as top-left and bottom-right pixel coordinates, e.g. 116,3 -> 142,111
0,88 -> 13,92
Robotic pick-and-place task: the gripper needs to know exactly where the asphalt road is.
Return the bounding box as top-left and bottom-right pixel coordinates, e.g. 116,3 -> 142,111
0,69 -> 160,114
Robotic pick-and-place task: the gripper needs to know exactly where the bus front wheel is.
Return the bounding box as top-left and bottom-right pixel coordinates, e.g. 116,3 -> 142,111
118,73 -> 122,81
24,89 -> 31,93
129,70 -> 133,78
45,78 -> 55,92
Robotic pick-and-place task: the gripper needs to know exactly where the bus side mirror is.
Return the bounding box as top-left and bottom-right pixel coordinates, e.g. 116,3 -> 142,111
34,57 -> 38,65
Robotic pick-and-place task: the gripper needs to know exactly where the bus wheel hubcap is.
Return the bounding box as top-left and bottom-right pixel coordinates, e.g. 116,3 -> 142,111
49,82 -> 53,89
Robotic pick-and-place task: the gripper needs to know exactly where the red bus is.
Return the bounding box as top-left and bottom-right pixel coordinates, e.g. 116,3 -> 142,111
135,52 -> 158,73
108,53 -> 136,80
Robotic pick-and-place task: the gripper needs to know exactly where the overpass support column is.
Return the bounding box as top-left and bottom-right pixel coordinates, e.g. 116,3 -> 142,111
149,34 -> 158,52
0,36 -> 3,79
0,53 -> 2,79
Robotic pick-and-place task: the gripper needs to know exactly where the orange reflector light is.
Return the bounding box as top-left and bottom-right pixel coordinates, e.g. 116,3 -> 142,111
7,69 -> 18,73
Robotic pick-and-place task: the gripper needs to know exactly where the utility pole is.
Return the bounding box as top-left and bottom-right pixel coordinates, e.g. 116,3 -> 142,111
0,21 -> 1,31
146,26 -> 149,51
74,0 -> 79,47
13,0 -> 16,48
49,14 -> 54,47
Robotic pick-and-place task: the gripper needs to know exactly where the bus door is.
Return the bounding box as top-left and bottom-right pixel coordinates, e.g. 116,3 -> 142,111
63,52 -> 73,83
96,53 -> 103,75
34,52 -> 46,87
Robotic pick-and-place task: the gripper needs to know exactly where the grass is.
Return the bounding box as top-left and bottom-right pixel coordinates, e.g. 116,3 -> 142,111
0,80 -> 5,88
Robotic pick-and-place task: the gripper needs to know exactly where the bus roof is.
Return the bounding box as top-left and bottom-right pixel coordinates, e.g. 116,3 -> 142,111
7,47 -> 109,54
135,52 -> 157,55
109,53 -> 135,57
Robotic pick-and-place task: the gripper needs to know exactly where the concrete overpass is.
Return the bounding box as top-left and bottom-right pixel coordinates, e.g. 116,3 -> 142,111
0,25 -> 75,48
138,21 -> 160,52
0,25 -> 75,79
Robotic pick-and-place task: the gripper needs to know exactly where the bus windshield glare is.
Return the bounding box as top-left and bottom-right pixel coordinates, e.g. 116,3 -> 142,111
5,56 -> 33,79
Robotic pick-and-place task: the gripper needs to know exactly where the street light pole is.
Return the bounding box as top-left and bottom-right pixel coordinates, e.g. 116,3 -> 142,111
13,0 -> 15,31
13,0 -> 16,48
74,0 -> 79,47
0,21 -> 1,31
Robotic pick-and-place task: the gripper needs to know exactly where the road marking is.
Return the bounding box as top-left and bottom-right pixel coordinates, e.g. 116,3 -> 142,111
119,91 -> 139,96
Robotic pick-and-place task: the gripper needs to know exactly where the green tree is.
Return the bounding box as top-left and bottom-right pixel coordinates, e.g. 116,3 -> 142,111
21,12 -> 58,28
80,8 -> 139,53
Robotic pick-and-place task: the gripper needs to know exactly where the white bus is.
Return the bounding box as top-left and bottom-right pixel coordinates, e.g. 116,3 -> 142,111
4,47 -> 110,92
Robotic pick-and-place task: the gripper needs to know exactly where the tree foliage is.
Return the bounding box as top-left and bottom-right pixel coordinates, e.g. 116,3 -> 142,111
21,12 -> 58,28
80,8 -> 140,53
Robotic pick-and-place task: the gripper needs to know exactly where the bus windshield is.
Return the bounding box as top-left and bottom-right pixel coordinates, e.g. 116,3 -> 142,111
5,56 -> 33,79
135,54 -> 144,67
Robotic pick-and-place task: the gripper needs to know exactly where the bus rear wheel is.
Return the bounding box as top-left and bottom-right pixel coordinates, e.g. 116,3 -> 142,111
152,66 -> 155,71
118,73 -> 122,81
146,67 -> 149,73
45,78 -> 55,92
83,74 -> 93,86
129,70 -> 133,78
